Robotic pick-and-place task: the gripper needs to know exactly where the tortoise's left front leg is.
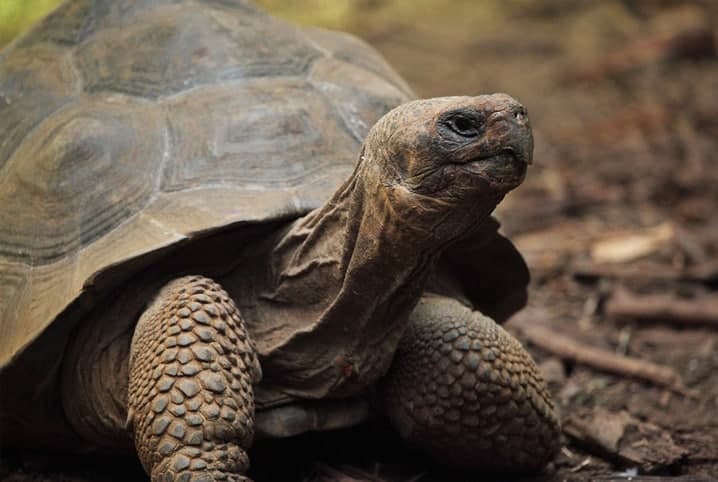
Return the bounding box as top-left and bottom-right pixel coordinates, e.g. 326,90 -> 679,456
381,295 -> 561,472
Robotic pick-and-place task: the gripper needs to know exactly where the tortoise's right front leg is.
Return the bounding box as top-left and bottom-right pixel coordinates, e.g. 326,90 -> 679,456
128,276 -> 261,482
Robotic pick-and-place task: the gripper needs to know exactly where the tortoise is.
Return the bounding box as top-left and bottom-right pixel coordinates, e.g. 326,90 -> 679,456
0,0 -> 561,480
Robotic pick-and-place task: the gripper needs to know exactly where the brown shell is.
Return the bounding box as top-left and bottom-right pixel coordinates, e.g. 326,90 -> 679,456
0,0 -> 413,367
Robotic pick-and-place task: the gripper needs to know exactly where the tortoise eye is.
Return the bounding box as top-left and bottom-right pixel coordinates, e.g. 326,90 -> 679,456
445,115 -> 480,138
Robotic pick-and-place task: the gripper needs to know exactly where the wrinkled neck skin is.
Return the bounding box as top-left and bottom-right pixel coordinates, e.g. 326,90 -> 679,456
241,149 -> 502,404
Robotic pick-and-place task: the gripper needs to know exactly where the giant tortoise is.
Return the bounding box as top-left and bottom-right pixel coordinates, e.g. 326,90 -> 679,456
0,0 -> 560,480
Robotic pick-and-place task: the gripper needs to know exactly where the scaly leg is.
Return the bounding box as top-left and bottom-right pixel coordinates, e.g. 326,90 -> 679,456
382,295 -> 560,472
127,276 -> 261,482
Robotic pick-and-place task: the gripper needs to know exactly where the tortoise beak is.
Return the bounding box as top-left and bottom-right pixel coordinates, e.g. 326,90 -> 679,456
491,105 -> 533,166
514,108 -> 533,165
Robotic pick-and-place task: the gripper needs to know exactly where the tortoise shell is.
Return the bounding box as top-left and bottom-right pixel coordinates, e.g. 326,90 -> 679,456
0,0 -> 413,369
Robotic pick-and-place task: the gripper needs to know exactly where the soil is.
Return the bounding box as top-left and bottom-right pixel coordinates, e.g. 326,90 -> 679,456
2,0 -> 717,481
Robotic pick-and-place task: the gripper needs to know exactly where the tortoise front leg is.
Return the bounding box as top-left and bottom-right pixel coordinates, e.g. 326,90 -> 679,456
381,295 -> 560,472
128,276 -> 261,482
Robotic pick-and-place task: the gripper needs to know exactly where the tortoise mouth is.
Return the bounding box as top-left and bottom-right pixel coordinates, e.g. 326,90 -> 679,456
460,149 -> 527,185
466,148 -> 523,165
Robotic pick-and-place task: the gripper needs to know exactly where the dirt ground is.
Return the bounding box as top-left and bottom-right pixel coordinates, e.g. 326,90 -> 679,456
2,1 -> 718,481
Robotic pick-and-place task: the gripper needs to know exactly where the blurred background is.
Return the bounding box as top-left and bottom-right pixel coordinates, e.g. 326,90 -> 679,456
1,1 -> 717,481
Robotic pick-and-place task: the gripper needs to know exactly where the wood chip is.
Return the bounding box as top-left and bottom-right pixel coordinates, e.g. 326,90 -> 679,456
590,223 -> 674,264
564,408 -> 688,473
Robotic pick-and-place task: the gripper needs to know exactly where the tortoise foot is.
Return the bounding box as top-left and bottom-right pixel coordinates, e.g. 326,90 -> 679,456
151,444 -> 252,482
127,276 -> 262,482
382,295 -> 561,472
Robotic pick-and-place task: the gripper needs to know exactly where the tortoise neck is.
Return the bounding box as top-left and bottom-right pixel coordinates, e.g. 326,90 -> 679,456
248,155 -> 486,401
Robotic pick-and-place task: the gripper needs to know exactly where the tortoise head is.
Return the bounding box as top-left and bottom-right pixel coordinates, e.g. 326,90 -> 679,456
361,94 -> 532,239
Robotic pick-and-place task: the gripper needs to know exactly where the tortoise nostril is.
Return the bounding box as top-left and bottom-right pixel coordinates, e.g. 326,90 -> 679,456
514,108 -> 528,125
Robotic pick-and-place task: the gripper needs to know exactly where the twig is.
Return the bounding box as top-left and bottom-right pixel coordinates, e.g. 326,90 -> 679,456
569,457 -> 592,473
572,259 -> 718,284
517,324 -> 697,397
606,288 -> 718,327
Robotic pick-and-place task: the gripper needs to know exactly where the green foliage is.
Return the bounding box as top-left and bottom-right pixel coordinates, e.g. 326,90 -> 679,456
255,0 -> 352,28
0,0 -> 62,47
0,0 -> 355,49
